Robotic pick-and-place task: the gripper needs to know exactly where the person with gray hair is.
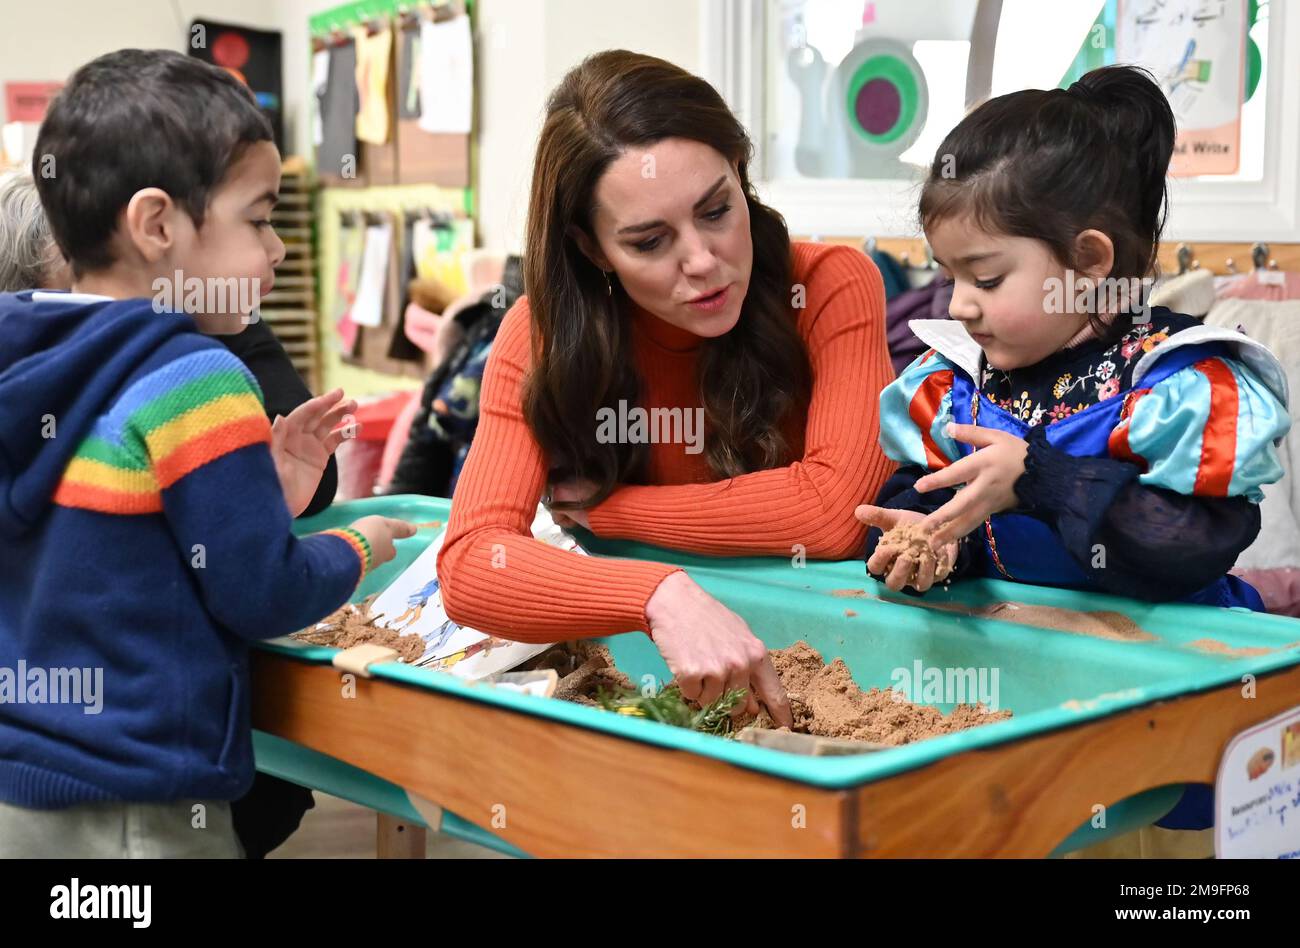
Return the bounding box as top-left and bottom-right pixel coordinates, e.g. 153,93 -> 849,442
0,169 -> 69,292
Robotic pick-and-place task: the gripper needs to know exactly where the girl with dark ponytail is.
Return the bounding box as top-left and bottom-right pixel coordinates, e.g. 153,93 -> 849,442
857,65 -> 1292,832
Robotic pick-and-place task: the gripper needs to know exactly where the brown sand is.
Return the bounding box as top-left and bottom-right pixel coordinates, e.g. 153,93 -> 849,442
741,641 -> 1010,746
526,641 -> 635,705
876,523 -> 954,584
293,600 -> 426,664
538,639 -> 1010,745
1186,638 -> 1278,658
880,596 -> 1157,642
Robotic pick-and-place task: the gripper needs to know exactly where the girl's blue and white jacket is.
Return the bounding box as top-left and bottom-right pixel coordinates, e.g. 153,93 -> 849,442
869,308 -> 1291,609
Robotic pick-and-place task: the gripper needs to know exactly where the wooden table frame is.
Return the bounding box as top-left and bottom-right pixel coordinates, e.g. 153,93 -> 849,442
252,650 -> 1300,857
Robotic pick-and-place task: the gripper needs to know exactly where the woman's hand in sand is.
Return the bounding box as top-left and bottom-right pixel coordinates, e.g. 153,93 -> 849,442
349,516 -> 419,569
544,479 -> 598,529
645,571 -> 793,728
914,424 -> 1027,546
855,505 -> 958,594
272,388 -> 359,517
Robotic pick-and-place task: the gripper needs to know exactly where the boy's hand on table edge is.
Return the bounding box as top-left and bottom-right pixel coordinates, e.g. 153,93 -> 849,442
348,516 -> 419,568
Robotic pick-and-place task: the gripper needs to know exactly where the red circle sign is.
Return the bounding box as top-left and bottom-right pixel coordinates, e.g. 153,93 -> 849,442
212,31 -> 251,70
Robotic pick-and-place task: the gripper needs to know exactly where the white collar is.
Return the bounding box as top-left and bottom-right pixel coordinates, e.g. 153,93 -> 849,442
907,319 -> 982,380
31,290 -> 114,303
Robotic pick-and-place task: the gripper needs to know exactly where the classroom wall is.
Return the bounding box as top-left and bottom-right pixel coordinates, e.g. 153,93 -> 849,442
1,0 -> 699,255
0,0 -> 304,140
3,0 -> 698,394
271,0 -> 700,252
479,0 -> 701,253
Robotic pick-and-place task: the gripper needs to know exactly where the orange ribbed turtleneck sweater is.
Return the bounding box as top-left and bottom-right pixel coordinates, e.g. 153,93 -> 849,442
437,242 -> 895,642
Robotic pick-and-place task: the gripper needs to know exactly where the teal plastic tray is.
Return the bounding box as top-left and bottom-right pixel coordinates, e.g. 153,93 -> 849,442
258,494 -> 1300,856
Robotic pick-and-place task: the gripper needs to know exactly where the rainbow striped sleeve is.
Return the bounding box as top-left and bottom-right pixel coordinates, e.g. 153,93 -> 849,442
1116,355 -> 1289,502
878,349 -> 962,472
319,527 -> 373,578
55,349 -> 271,515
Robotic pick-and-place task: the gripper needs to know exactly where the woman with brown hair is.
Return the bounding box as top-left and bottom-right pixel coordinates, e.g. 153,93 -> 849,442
438,50 -> 895,723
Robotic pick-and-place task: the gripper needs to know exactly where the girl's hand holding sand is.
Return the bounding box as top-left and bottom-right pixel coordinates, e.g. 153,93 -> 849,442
855,506 -> 959,593
271,388 -> 359,516
915,423 -> 1028,547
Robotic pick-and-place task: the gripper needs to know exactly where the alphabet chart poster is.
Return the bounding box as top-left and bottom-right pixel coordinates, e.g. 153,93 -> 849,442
1117,0 -> 1247,176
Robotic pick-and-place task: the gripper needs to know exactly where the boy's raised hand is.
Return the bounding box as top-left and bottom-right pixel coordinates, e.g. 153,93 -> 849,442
271,388 -> 359,517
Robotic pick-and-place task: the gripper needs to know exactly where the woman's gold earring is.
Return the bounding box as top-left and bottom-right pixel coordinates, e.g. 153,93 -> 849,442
603,270 -> 613,296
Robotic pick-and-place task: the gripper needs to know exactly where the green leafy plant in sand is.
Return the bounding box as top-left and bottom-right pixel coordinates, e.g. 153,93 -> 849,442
596,683 -> 748,736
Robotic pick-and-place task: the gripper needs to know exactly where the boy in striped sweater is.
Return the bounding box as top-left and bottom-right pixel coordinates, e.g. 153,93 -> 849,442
0,50 -> 414,857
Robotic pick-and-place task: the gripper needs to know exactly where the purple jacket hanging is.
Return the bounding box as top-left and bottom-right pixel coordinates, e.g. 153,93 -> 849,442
886,277 -> 953,376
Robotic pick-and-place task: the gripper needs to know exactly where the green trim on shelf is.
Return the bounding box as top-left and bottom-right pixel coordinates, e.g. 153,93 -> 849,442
310,0 -> 473,37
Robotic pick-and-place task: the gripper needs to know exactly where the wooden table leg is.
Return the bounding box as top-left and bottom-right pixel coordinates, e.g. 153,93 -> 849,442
376,812 -> 427,859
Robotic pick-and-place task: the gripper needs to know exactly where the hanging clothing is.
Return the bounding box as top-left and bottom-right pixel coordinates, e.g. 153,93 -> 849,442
316,40 -> 359,179
1218,269 -> 1300,302
333,217 -> 367,356
353,25 -> 394,145
418,12 -> 473,134
885,276 -> 952,377
868,248 -> 909,301
1148,268 -> 1215,318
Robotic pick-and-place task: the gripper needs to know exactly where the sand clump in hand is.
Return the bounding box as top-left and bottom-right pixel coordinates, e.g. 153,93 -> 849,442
293,599 -> 426,664
742,641 -> 1010,745
877,523 -> 953,584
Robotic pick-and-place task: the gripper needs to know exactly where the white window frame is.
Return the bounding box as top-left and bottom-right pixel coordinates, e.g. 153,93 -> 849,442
699,0 -> 1300,242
